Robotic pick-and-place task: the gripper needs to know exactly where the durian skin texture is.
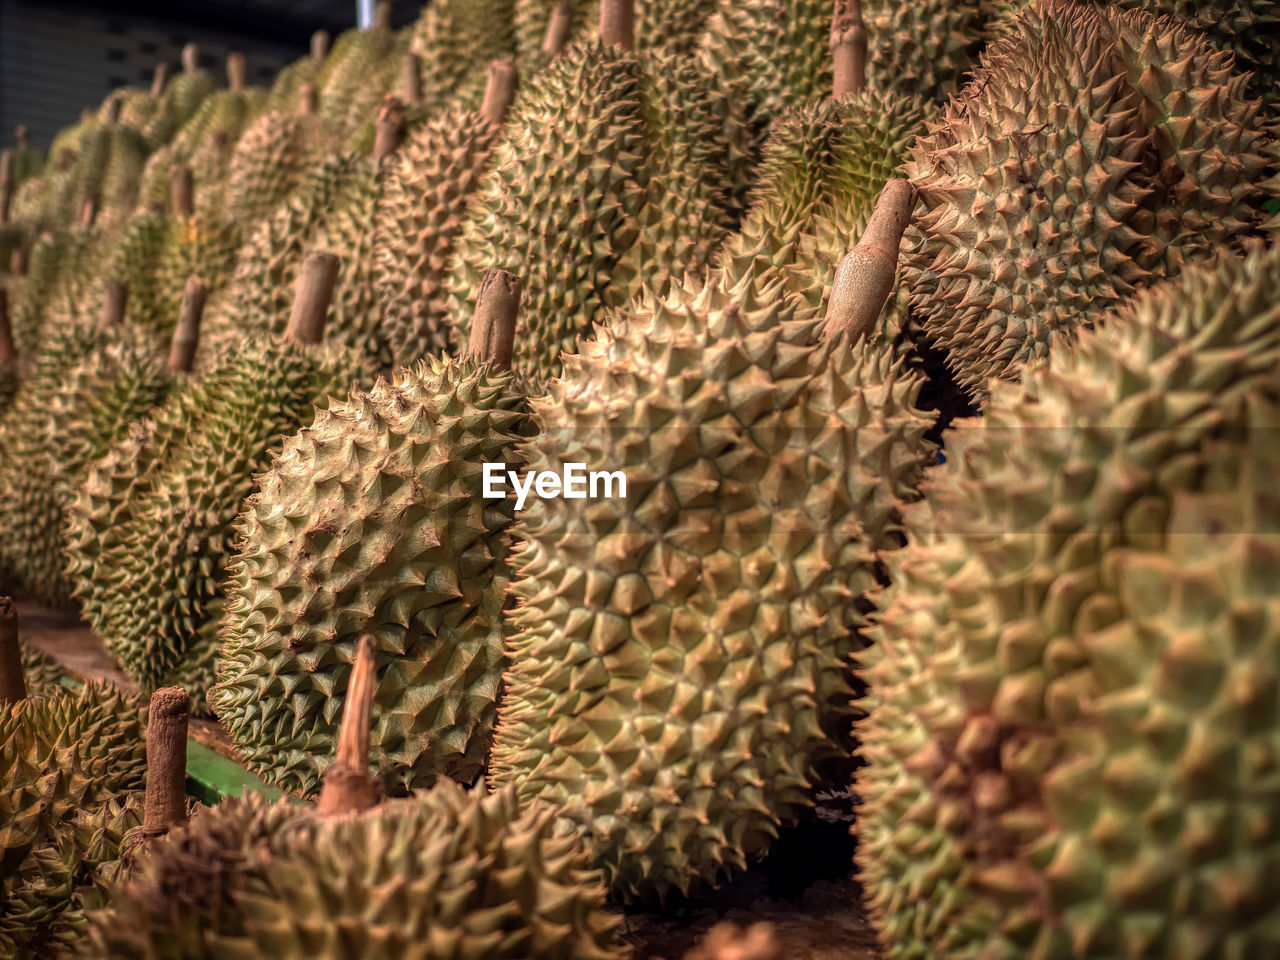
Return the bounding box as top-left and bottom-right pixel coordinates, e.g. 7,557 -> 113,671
858,243 -> 1280,959
213,357 -> 528,799
490,275 -> 935,901
903,0 -> 1277,398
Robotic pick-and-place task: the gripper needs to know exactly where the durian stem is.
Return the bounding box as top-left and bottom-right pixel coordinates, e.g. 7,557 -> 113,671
99,281 -> 128,330
210,128 -> 229,153
150,62 -> 169,98
286,249 -> 340,345
316,634 -> 382,818
600,0 -> 635,50
226,52 -> 246,93
104,93 -> 123,125
58,148 -> 75,172
542,2 -> 573,58
480,61 -> 518,127
299,84 -> 318,116
372,95 -> 407,160
311,29 -> 330,61
823,178 -> 914,345
0,150 -> 12,224
0,597 -> 23,704
373,0 -> 392,30
830,0 -> 867,97
10,248 -> 27,277
167,276 -> 206,373
399,52 -> 422,106
181,43 -> 199,74
0,288 -> 15,367
170,164 -> 194,218
469,268 -> 520,371
141,687 -> 190,837
14,126 -> 27,151
80,196 -> 97,227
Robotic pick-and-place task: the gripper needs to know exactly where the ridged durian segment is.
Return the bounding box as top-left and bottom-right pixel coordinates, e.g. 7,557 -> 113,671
408,0 -> 518,113
143,68 -> 216,148
700,0 -> 989,132
214,357 -> 527,798
0,795 -> 142,959
373,110 -> 500,364
0,682 -> 147,882
449,41 -> 748,379
224,111 -> 337,223
904,1 -> 1278,397
49,121 -> 149,232
489,275 -> 935,900
316,24 -> 406,141
859,243 -> 1280,959
79,335 -> 370,706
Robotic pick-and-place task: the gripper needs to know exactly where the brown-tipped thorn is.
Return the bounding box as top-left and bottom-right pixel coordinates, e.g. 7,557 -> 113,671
286,249 -> 340,345
141,687 -> 190,837
600,0 -> 635,50
480,61 -> 518,127
150,62 -> 170,98
469,269 -> 520,371
316,634 -> 382,818
399,52 -> 422,106
823,178 -> 914,345
170,164 -> 194,218
311,29 -> 331,61
299,84 -> 318,116
0,598 -> 22,705
226,52 -> 247,93
167,276 -> 206,373
542,2 -> 573,58
831,0 -> 867,97
372,95 -> 407,160
99,281 -> 128,330
181,43 -> 200,74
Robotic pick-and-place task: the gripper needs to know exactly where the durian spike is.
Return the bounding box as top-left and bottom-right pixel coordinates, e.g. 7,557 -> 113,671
311,29 -> 330,61
373,0 -> 392,30
104,93 -> 123,126
141,687 -> 190,837
0,288 -> 14,366
286,249 -> 340,345
226,52 -> 247,94
600,0 -> 635,51
469,268 -> 520,370
298,84 -> 318,116
823,178 -> 914,344
150,62 -> 169,98
542,2 -> 574,58
480,61 -> 518,127
80,195 -> 97,227
181,43 -> 199,74
0,597 -> 23,704
683,922 -> 783,960
398,52 -> 422,107
167,276 -> 207,373
0,150 -> 12,224
170,164 -> 194,218
10,248 -> 27,277
372,95 -> 407,160
830,0 -> 867,97
99,281 -> 128,330
316,634 -> 382,818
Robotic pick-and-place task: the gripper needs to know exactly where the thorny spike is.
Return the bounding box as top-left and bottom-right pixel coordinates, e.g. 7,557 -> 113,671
316,634 -> 382,818
823,179 -> 914,344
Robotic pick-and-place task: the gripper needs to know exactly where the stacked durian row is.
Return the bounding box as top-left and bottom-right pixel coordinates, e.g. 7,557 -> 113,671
2,0 -> 1279,956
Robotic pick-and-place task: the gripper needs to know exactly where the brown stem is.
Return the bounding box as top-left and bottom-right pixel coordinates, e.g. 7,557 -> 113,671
99,281 -> 128,329
311,29 -> 331,60
0,598 -> 22,704
286,249 -> 340,345
480,61 -> 518,127
542,2 -> 573,58
104,94 -> 123,125
210,128 -> 229,153
830,0 -> 867,97
316,634 -> 382,818
373,0 -> 392,30
600,0 -> 635,50
227,52 -> 247,93
170,164 -> 194,217
150,62 -> 170,98
80,196 -> 97,227
469,269 -> 520,371
823,178 -> 914,345
141,687 -> 190,837
58,148 -> 76,172
0,288 -> 15,367
298,84 -> 318,116
10,248 -> 27,277
372,95 -> 407,160
167,276 -> 206,373
181,43 -> 199,74
0,150 -> 12,224
15,126 -> 27,151
399,52 -> 422,107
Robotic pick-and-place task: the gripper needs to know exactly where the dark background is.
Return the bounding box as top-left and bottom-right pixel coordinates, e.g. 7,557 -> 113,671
0,0 -> 422,149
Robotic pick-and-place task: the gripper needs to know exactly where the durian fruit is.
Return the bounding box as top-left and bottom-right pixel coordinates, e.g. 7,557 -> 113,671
49,96 -> 149,233
449,0 -> 752,379
90,646 -> 621,960
141,44 -> 216,149
373,66 -> 511,363
408,0 -> 519,112
489,187 -> 936,900
314,2 -> 405,143
858,241 -> 1280,959
99,65 -> 169,144
8,126 -> 44,187
213,274 -> 528,798
223,84 -> 337,224
514,0 -> 598,71
903,0 -> 1278,398
66,251 -> 371,706
266,30 -> 331,113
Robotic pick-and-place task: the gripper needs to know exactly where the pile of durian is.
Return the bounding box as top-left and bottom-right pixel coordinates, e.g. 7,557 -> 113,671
1,0 -> 1278,955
